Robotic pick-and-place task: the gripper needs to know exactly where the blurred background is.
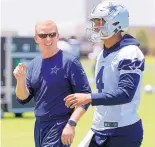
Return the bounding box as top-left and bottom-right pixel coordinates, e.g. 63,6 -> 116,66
1,0 -> 155,147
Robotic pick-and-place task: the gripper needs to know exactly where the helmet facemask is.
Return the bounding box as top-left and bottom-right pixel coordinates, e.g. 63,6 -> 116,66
86,18 -> 117,43
86,18 -> 105,43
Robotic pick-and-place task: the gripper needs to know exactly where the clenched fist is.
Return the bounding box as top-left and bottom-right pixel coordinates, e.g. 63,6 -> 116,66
13,63 -> 27,81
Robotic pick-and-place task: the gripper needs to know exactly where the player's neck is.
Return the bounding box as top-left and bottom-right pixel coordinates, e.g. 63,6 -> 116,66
42,48 -> 60,59
104,33 -> 122,49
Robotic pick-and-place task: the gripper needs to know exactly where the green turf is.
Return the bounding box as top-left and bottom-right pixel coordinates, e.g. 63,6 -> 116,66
1,57 -> 155,147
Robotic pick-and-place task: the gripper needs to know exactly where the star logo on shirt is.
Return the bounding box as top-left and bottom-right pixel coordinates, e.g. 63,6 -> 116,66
50,66 -> 60,75
129,62 -> 137,70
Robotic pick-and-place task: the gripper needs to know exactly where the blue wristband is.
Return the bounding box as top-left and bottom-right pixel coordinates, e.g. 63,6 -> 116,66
68,120 -> 77,126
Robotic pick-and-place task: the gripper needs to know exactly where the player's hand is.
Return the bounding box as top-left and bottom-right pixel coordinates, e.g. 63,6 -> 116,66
64,93 -> 92,108
13,63 -> 27,81
61,124 -> 75,145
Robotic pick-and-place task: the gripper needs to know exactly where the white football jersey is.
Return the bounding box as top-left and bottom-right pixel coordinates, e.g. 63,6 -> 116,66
92,45 -> 144,130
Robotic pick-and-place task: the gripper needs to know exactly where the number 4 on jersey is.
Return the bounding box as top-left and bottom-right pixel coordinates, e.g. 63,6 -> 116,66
96,66 -> 104,93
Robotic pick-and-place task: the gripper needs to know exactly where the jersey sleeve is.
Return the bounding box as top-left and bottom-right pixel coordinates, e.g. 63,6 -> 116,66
68,58 -> 91,110
16,60 -> 34,105
116,45 -> 145,101
91,45 -> 145,106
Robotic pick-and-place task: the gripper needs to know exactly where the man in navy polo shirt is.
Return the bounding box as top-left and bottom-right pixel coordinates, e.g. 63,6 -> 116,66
13,20 -> 91,147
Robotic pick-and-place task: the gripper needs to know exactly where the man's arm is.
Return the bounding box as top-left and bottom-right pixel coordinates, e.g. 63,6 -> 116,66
13,63 -> 34,105
67,58 -> 91,110
91,58 -> 145,106
16,79 -> 30,100
68,106 -> 86,124
61,58 -> 91,145
61,106 -> 87,145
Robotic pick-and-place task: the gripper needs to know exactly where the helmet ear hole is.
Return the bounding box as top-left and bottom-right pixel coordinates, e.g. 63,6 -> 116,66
113,22 -> 119,26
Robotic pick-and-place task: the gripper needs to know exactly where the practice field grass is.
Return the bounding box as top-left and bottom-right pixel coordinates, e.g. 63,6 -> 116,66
1,56 -> 155,147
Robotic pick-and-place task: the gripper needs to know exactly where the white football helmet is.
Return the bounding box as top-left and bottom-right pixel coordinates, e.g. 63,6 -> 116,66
86,1 -> 129,42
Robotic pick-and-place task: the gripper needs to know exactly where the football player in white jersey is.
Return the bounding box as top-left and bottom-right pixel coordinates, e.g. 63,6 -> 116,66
64,1 -> 144,147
